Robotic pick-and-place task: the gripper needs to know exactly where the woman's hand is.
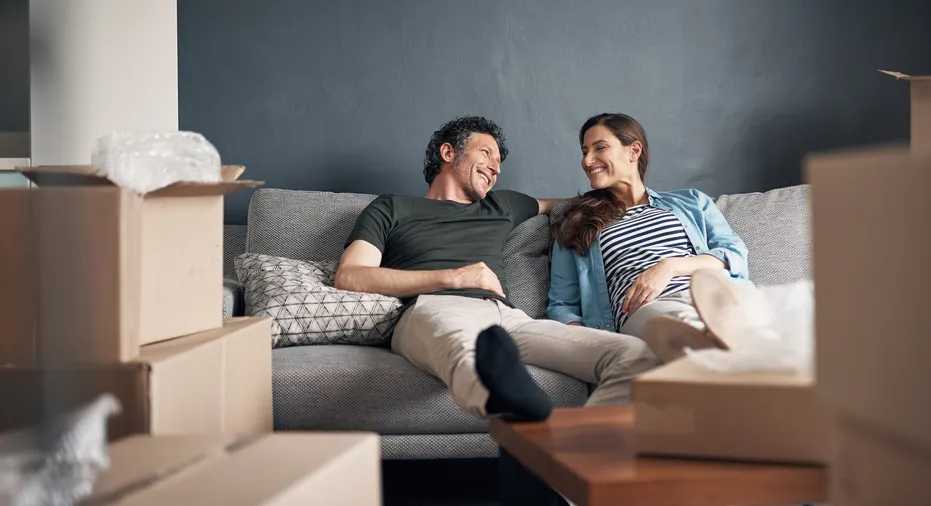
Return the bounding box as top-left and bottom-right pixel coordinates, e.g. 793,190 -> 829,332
622,259 -> 677,315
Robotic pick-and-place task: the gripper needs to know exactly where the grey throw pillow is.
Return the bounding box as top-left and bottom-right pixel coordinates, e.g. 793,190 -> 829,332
234,253 -> 403,347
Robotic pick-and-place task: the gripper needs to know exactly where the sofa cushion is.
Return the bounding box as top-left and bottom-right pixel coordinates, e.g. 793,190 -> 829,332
503,214 -> 551,318
235,253 -> 403,347
715,184 -> 811,285
223,224 -> 247,278
272,345 -> 589,435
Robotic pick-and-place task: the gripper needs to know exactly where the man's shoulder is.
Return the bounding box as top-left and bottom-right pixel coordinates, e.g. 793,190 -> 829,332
487,189 -> 533,200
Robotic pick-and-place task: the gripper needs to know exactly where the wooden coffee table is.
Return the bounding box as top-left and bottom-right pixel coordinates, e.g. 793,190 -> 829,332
490,405 -> 827,506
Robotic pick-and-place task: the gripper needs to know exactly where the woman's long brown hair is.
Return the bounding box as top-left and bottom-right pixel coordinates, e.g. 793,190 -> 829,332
553,113 -> 650,255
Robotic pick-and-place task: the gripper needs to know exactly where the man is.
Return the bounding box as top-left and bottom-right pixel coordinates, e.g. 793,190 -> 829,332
335,116 -> 658,421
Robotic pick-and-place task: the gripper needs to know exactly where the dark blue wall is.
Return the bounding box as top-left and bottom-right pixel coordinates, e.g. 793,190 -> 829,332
1,0 -> 29,145
178,0 -> 931,224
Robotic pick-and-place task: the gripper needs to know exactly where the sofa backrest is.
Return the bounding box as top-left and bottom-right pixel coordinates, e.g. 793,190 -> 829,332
241,184 -> 811,318
247,189 -> 377,261
716,184 -> 811,285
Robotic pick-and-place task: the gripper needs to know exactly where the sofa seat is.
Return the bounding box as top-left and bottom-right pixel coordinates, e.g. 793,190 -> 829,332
273,345 -> 589,435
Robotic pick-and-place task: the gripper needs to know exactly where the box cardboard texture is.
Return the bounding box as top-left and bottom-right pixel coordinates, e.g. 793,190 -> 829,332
0,317 -> 273,440
633,358 -> 831,464
0,190 -> 36,366
82,433 -> 381,506
831,416 -> 931,506
0,165 -> 261,366
806,146 -> 931,453
880,70 -> 931,153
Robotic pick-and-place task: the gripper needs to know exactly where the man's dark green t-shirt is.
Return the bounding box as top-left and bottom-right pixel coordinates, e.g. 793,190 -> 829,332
345,190 -> 539,305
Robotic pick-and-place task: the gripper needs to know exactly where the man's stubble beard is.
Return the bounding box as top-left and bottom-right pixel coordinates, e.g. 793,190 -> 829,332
456,158 -> 487,202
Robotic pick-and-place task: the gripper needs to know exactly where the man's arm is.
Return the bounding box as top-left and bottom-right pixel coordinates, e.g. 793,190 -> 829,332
334,240 -> 505,298
535,198 -> 566,215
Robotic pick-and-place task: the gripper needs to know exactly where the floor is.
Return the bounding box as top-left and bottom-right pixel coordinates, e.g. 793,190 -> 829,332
382,454 -> 570,506
382,458 -> 500,506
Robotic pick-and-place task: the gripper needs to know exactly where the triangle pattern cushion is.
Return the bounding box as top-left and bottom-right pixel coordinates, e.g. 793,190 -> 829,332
235,253 -> 403,348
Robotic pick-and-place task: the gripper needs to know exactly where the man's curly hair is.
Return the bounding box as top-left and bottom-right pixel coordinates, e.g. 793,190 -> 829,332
423,116 -> 509,185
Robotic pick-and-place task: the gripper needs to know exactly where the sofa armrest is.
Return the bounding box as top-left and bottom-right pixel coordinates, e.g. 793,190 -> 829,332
223,277 -> 245,318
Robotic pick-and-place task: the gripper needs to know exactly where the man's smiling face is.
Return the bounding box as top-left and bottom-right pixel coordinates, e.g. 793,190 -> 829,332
450,132 -> 501,201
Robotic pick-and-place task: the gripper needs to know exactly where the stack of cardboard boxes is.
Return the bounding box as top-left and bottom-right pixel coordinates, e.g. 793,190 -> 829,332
807,71 -> 931,506
633,71 -> 930,503
0,164 -> 273,440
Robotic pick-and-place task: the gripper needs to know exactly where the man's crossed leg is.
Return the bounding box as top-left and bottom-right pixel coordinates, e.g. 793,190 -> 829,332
391,294 -> 660,420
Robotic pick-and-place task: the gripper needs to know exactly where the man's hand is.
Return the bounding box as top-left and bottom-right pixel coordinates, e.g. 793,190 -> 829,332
449,262 -> 505,298
622,260 -> 676,315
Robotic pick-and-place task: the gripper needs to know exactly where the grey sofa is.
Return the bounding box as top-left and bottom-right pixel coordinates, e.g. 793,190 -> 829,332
223,184 -> 812,460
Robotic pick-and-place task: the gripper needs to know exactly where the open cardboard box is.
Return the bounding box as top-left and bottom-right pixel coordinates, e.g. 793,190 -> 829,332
633,357 -> 831,464
880,70 -> 931,153
82,432 -> 380,505
0,165 -> 262,366
0,317 -> 273,440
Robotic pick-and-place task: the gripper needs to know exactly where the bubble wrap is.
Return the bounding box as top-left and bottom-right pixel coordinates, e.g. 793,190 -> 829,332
91,131 -> 221,194
0,395 -> 121,506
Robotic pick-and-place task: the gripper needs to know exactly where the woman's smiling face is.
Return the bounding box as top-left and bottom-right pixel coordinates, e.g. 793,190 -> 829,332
580,124 -> 640,189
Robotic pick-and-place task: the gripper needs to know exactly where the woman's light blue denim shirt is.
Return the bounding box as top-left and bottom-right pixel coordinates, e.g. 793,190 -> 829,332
546,188 -> 749,330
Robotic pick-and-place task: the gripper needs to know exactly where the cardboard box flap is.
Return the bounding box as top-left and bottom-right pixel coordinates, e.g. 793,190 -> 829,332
147,179 -> 263,197
879,69 -> 931,81
86,435 -> 229,504
107,433 -> 379,505
636,357 -> 813,387
220,165 -> 245,181
20,165 -> 261,196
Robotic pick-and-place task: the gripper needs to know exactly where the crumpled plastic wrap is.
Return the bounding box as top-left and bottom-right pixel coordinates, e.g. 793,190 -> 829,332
684,280 -> 815,374
91,131 -> 221,194
0,395 -> 121,506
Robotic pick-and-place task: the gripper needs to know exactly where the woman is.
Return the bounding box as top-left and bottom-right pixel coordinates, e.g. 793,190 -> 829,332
547,113 -> 749,352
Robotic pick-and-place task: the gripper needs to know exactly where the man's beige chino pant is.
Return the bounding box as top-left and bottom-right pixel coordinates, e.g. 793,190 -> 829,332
391,295 -> 660,417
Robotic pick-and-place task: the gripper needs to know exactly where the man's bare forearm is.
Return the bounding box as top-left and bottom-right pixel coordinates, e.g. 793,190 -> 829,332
334,265 -> 452,298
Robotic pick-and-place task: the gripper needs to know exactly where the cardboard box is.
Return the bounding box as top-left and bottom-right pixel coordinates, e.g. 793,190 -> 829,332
0,165 -> 262,366
0,190 -> 36,366
82,433 -> 381,505
880,70 -> 931,153
633,358 -> 831,464
807,146 -> 931,452
831,415 -> 931,506
0,317 -> 273,440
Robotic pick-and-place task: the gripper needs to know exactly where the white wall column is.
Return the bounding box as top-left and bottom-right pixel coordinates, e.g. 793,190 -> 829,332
30,0 -> 178,165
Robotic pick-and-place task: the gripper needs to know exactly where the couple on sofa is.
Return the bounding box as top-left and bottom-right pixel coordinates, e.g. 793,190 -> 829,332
334,113 -> 748,421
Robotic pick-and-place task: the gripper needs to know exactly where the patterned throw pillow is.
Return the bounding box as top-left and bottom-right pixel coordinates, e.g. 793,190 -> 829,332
234,253 -> 403,348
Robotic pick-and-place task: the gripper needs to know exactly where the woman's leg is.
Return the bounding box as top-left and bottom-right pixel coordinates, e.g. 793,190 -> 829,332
619,290 -> 697,338
619,291 -> 723,363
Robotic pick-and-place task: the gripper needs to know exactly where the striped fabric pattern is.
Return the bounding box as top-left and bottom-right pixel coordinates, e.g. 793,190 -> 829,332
599,205 -> 695,329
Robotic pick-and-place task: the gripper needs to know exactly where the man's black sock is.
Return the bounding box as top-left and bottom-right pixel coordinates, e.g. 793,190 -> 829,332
476,325 -> 552,422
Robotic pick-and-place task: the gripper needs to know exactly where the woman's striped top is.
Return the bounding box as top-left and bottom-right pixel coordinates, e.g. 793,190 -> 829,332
599,204 -> 695,329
